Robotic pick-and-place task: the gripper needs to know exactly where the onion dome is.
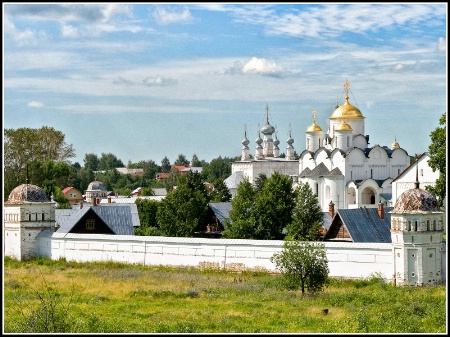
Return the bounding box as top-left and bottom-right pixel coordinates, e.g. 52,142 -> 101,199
255,132 -> 263,145
335,119 -> 353,131
391,137 -> 400,149
7,184 -> 49,203
273,133 -> 280,148
87,180 -> 107,191
330,80 -> 364,120
286,131 -> 294,146
242,130 -> 250,147
393,180 -> 440,213
306,119 -> 323,132
260,104 -> 275,135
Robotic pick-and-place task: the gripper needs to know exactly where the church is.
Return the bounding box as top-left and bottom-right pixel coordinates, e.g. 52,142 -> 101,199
226,80 -> 411,212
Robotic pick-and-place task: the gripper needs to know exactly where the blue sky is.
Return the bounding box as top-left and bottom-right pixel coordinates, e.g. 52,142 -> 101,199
3,3 -> 447,166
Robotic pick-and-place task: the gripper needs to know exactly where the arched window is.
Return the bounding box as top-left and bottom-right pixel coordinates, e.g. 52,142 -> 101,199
326,185 -> 330,199
414,220 -> 418,231
42,213 -> 45,221
347,136 -> 350,147
427,219 -> 430,231
370,169 -> 373,178
408,220 -> 412,231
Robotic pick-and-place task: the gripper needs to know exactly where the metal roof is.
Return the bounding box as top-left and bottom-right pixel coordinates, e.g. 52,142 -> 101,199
325,207 -> 393,243
56,204 -> 140,235
208,202 -> 232,225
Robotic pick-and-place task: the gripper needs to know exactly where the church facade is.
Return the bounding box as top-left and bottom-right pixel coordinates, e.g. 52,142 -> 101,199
228,80 -> 411,212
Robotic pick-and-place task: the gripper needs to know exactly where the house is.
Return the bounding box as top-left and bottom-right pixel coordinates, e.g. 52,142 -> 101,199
196,202 -> 232,238
323,201 -> 392,243
56,203 -> 140,235
115,167 -> 144,177
61,186 -> 83,206
391,152 -> 442,207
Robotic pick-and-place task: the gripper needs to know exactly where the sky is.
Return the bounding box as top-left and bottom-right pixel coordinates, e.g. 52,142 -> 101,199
3,3 -> 447,166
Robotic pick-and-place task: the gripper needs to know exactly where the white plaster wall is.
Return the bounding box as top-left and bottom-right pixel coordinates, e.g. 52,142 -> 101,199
35,233 -> 437,282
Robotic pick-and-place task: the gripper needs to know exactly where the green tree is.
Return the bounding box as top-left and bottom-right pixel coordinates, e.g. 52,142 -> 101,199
98,153 -> 124,171
253,173 -> 267,193
426,112 -> 446,207
83,153 -> 99,172
174,154 -> 189,166
287,181 -> 323,240
135,199 -> 162,236
4,127 -> 75,199
251,171 -> 296,240
201,156 -> 232,182
209,178 -> 232,202
221,177 -> 256,239
161,156 -> 171,173
156,179 -> 208,237
190,154 -> 202,167
271,240 -> 330,294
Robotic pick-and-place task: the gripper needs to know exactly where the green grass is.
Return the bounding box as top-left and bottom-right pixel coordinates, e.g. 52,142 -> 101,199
3,256 -> 447,333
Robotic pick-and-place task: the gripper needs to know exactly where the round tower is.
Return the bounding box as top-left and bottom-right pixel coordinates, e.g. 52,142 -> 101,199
334,118 -> 353,150
390,167 -> 444,286
4,182 -> 56,260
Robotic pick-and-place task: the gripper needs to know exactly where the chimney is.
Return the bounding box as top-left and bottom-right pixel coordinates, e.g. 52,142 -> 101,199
328,200 -> 335,218
377,202 -> 384,219
108,196 -> 111,204
80,201 -> 83,209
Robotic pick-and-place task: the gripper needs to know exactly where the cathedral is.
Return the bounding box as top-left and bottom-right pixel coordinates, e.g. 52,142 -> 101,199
227,79 -> 411,212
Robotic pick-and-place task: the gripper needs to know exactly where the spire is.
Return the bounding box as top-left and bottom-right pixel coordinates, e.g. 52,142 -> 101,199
344,78 -> 350,102
312,107 -> 317,124
265,103 -> 269,124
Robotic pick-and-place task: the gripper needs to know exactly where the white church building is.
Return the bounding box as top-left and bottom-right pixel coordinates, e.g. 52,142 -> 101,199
226,79 -> 411,212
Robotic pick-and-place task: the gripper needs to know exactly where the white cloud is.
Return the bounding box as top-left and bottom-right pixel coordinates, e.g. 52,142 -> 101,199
28,100 -> 44,108
152,6 -> 193,25
438,37 -> 446,52
242,57 -> 284,77
61,24 -> 78,37
143,76 -> 178,86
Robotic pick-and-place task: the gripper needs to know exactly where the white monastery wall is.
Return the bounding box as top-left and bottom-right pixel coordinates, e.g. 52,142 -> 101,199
35,233 -> 446,282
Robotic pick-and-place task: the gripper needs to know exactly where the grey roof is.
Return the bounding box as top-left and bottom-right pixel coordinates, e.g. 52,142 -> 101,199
57,204 -> 140,235
325,207 -> 393,243
208,202 -> 232,225
299,167 -> 311,177
380,193 -> 392,202
224,171 -> 245,189
308,162 -> 329,176
322,211 -> 333,231
326,167 -> 343,176
55,209 -> 78,227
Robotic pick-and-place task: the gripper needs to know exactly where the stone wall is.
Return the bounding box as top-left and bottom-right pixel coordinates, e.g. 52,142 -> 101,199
38,233 -> 446,282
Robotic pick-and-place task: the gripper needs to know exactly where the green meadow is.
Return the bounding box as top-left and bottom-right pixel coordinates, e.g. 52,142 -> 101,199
3,257 -> 446,333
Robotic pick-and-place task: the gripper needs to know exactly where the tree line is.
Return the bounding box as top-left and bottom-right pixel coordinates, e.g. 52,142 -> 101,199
4,126 -> 236,206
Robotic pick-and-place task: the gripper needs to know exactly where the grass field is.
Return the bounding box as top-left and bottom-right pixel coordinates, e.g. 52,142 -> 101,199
3,257 -> 447,333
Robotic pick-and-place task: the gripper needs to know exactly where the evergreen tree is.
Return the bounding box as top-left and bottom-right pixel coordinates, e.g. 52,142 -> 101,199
251,171 -> 296,240
287,181 -> 323,240
221,177 -> 255,239
209,178 -> 232,202
156,178 -> 208,237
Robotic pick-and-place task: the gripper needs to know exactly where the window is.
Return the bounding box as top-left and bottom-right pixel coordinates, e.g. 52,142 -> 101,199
86,219 -> 95,230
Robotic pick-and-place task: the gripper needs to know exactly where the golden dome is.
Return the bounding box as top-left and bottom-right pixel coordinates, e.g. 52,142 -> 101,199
330,96 -> 364,119
335,119 -> 352,131
306,119 -> 323,132
391,138 -> 400,149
